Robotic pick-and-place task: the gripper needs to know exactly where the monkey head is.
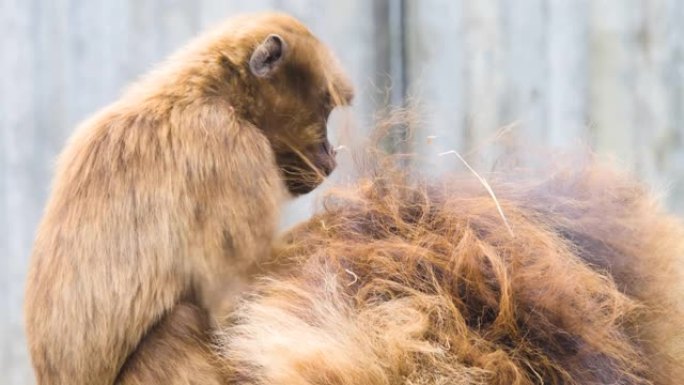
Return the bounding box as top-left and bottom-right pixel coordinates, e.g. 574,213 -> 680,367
244,31 -> 354,196
216,14 -> 354,196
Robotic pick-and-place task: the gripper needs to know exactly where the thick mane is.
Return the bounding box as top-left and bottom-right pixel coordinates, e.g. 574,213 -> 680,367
221,152 -> 684,385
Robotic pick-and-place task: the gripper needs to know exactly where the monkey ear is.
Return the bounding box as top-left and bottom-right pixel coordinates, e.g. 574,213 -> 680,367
249,34 -> 287,78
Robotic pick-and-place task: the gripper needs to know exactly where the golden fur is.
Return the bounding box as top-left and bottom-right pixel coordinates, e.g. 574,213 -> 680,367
24,13 -> 351,385
220,153 -> 684,385
117,303 -> 225,385
119,149 -> 684,384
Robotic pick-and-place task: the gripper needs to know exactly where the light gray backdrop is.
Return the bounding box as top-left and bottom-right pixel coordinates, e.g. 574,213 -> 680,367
2,1 -> 684,383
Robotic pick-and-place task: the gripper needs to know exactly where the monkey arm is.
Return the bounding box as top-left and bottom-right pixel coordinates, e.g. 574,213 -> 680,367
117,303 -> 225,385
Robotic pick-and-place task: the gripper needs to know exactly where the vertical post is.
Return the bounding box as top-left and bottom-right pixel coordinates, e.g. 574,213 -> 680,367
403,0 -> 465,171
1,0 -> 37,383
589,0 -> 639,168
388,0 -> 407,108
372,0 -> 409,154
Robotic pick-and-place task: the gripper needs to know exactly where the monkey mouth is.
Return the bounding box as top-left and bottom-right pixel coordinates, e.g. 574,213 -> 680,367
280,164 -> 329,196
277,143 -> 337,196
279,160 -> 336,196
284,177 -> 320,196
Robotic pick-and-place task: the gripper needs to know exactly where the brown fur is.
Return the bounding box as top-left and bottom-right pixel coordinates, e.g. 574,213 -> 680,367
24,13 -> 352,385
117,149 -> 684,384
217,152 -> 684,385
117,303 -> 224,385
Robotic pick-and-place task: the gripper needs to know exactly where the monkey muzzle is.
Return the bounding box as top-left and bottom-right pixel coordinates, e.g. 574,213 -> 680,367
278,140 -> 337,196
314,140 -> 337,177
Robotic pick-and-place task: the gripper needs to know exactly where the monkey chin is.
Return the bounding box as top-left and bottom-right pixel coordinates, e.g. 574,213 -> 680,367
284,178 -> 320,196
279,148 -> 337,196
282,164 -> 332,196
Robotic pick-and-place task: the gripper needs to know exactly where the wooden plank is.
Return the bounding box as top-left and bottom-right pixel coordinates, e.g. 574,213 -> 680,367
404,0 -> 465,172
66,0 -> 111,127
547,0 -> 589,146
588,0 -> 639,167
124,0 -> 164,80
32,0 -> 70,157
632,0 -> 670,188
199,0 -> 277,27
1,0 -> 38,383
99,1 -> 131,104
462,0 -> 503,166
499,0 -> 549,149
367,0 -> 408,154
157,0 -> 201,55
659,0 -> 684,215
0,0 -> 9,304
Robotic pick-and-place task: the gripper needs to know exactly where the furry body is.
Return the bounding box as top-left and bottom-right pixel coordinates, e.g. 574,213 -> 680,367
120,154 -> 684,384
24,13 -> 351,385
220,156 -> 684,385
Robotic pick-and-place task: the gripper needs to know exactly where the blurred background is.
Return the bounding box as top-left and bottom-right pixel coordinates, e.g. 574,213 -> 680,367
2,0 -> 683,383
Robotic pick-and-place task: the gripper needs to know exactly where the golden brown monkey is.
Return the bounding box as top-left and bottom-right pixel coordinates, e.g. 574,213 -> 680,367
120,150 -> 684,385
24,12 -> 353,385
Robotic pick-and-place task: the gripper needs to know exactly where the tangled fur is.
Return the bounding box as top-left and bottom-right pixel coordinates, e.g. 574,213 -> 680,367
219,151 -> 684,385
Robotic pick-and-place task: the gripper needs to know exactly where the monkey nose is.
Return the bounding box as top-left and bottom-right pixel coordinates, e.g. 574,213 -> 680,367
319,155 -> 336,177
319,142 -> 337,176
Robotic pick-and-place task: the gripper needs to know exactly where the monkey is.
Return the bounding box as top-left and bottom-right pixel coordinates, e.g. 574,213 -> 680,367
24,12 -> 354,385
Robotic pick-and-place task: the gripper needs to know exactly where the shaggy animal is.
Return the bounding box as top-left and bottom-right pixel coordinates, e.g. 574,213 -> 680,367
24,13 -> 353,385
222,154 -> 684,385
123,152 -> 683,385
